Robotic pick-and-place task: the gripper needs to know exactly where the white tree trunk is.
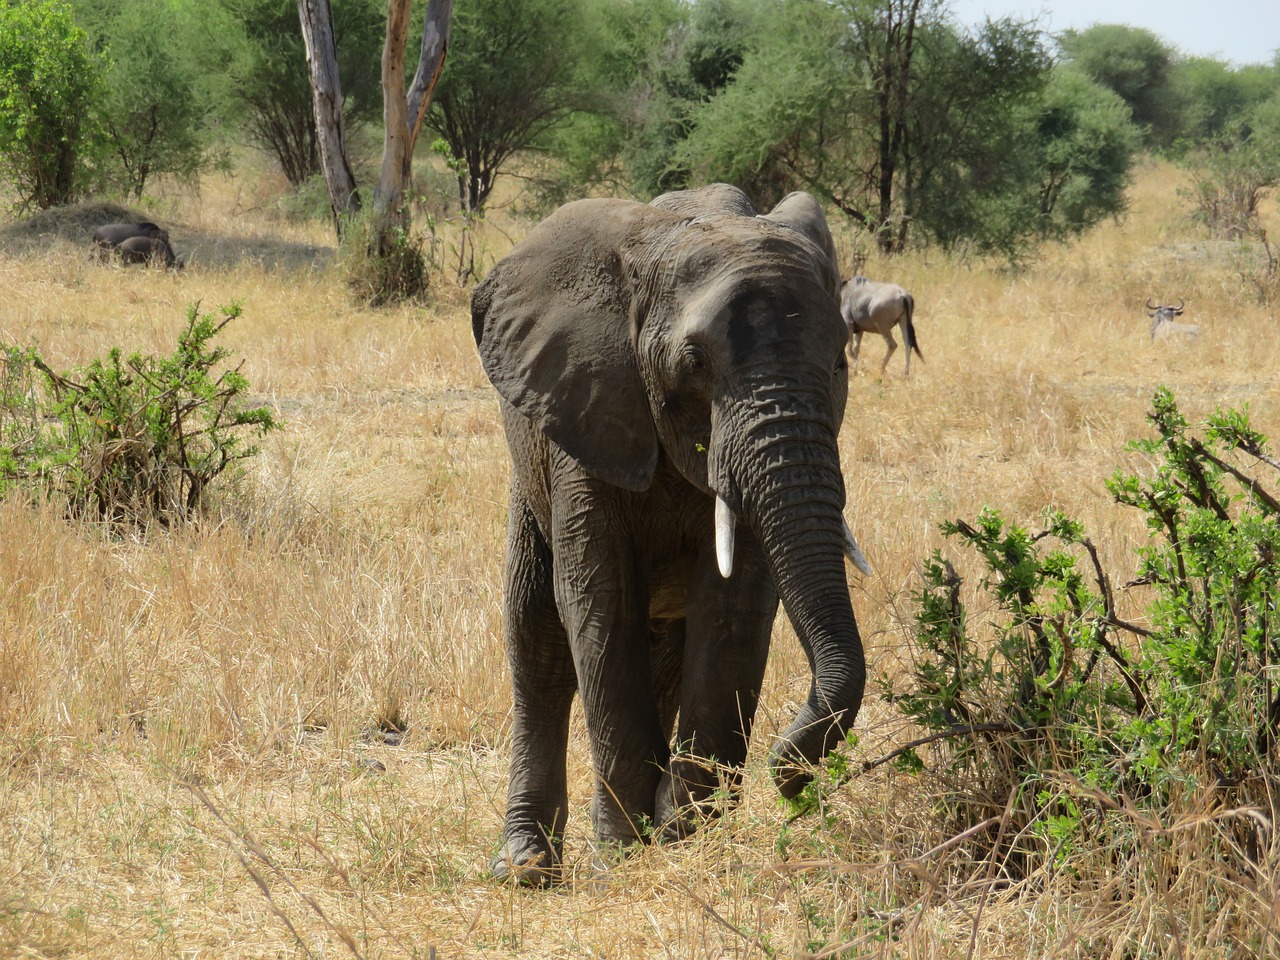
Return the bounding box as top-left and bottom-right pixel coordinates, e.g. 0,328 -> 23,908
375,0 -> 453,231
297,0 -> 360,237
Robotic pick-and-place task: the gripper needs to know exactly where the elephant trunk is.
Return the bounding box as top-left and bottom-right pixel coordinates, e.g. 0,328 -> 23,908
714,400 -> 866,798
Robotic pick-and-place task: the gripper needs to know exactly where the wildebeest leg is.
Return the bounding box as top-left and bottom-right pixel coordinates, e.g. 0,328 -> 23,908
850,330 -> 864,373
880,331 -> 898,376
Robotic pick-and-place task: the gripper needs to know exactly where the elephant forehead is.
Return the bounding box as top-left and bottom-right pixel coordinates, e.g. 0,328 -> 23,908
722,286 -> 846,363
679,263 -> 846,344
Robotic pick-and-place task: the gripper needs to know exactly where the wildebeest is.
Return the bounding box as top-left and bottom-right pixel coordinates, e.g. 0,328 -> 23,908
90,221 -> 169,260
840,275 -> 923,376
1145,297 -> 1199,340
117,236 -> 184,270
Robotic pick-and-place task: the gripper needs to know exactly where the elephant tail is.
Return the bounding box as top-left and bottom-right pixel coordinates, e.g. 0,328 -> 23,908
903,294 -> 923,361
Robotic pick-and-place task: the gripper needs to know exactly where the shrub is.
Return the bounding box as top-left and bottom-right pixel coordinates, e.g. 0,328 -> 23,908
875,387 -> 1280,877
338,211 -> 430,306
0,303 -> 278,526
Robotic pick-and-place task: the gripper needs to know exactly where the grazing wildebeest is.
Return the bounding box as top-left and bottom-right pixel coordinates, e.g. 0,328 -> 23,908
117,236 -> 184,270
1145,297 -> 1199,340
840,275 -> 922,376
90,221 -> 169,260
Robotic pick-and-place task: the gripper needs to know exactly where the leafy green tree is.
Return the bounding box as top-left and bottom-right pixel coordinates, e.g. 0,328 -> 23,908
196,0 -> 383,186
1057,23 -> 1180,147
623,0 -> 756,197
919,66 -> 1138,255
425,0 -> 605,213
72,0 -> 214,197
893,13 -> 1055,253
1024,68 -> 1141,238
1171,56 -> 1279,144
676,0 -> 1073,255
0,0 -> 106,209
529,0 -> 685,208
1183,89 -> 1280,238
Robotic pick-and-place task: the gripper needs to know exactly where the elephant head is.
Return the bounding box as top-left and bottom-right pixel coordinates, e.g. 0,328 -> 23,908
473,187 -> 865,803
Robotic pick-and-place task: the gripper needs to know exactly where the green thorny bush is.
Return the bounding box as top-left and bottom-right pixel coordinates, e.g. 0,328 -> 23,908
803,388 -> 1280,882
0,302 -> 278,526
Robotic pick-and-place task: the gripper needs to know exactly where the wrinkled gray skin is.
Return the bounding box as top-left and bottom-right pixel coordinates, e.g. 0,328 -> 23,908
840,275 -> 922,376
472,183 -> 866,886
116,235 -> 184,270
90,221 -> 169,261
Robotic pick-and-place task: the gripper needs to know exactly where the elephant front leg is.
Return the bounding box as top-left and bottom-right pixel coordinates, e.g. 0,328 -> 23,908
493,499 -> 577,886
553,487 -> 668,853
655,537 -> 778,839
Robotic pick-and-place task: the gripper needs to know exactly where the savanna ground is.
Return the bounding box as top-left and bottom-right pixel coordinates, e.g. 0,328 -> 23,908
1,160 -> 1278,958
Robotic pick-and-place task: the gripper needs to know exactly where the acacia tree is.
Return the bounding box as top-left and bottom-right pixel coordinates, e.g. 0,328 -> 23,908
208,0 -> 383,187
851,0 -> 925,251
678,0 -> 1050,252
425,0 -> 593,214
0,0 -> 105,210
373,0 -> 452,240
74,0 -> 213,198
297,0 -> 361,229
1058,24 -> 1180,147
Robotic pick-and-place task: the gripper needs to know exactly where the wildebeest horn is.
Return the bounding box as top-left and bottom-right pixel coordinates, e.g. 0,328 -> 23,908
1144,297 -> 1158,312
1173,298 -> 1184,313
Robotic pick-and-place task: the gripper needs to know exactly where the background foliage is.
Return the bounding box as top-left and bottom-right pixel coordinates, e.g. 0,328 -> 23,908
0,0 -> 105,210
0,0 -> 1276,255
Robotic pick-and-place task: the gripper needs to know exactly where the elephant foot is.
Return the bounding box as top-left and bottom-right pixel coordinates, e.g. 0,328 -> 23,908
654,763 -> 736,842
490,831 -> 563,887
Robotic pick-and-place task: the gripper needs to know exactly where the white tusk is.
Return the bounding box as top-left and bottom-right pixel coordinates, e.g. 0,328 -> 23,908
715,496 -> 736,579
842,519 -> 873,576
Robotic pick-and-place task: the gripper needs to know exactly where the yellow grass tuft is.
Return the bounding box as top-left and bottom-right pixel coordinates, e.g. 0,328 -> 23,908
1,160 -> 1278,957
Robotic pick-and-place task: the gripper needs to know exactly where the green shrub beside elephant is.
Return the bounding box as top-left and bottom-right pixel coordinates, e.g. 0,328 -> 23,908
471,183 -> 869,885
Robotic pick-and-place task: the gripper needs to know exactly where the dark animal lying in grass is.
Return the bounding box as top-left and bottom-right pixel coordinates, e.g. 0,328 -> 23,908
116,236 -> 184,270
90,221 -> 169,260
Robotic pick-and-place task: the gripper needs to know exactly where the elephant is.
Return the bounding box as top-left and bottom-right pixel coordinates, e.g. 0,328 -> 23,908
116,236 -> 184,270
90,221 -> 169,260
471,183 -> 869,886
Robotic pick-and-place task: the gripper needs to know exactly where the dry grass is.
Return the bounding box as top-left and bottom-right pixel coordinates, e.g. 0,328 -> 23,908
2,160 -> 1278,958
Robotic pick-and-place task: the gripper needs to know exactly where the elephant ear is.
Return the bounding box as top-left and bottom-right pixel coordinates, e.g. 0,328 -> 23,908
471,198 -> 659,491
759,191 -> 842,300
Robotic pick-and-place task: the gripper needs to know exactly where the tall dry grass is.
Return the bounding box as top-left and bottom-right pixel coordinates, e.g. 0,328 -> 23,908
1,160 -> 1278,958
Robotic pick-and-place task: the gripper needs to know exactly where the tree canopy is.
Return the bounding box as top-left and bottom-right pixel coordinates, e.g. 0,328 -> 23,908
0,0 -> 1275,261
0,0 -> 105,209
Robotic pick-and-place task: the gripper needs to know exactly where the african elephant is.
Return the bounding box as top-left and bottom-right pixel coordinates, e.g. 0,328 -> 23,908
116,236 -> 184,270
472,183 -> 869,886
90,221 -> 169,260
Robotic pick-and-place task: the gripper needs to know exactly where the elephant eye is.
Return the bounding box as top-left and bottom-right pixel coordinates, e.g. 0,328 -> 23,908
682,344 -> 708,374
